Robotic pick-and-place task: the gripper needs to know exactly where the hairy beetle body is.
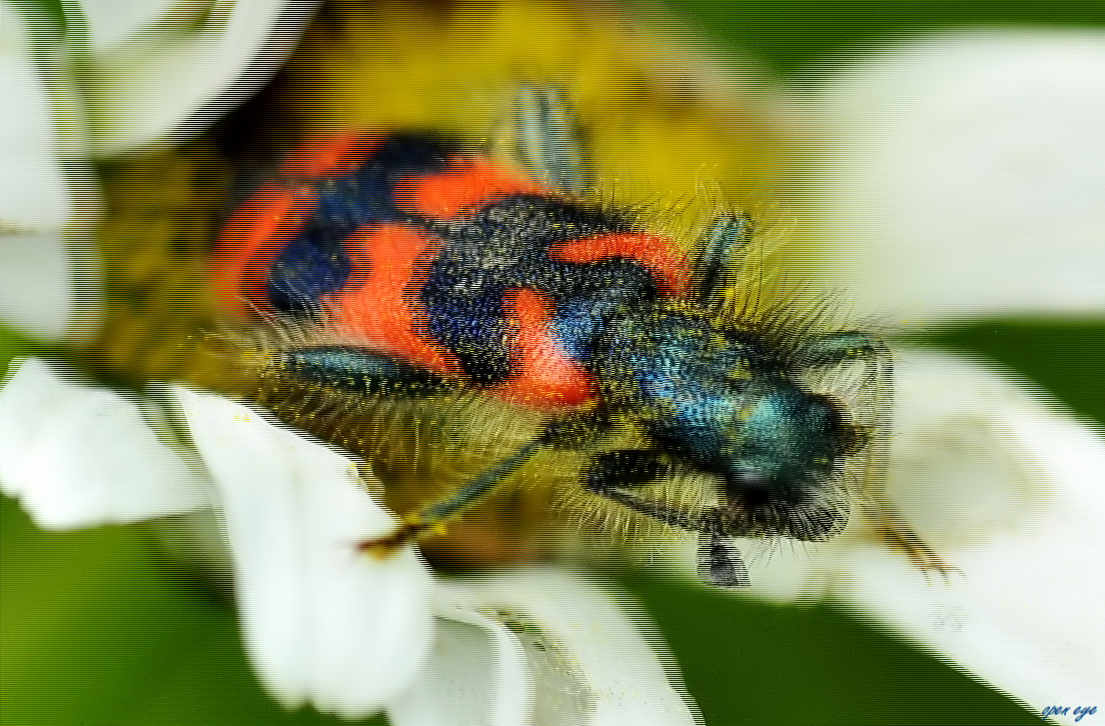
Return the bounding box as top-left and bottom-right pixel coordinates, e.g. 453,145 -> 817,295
215,101 -> 940,584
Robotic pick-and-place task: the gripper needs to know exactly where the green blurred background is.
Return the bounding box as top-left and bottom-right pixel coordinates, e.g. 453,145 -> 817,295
2,0 -> 1102,724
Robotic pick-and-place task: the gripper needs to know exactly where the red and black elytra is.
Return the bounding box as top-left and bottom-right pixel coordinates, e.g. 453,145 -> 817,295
217,130 -> 693,408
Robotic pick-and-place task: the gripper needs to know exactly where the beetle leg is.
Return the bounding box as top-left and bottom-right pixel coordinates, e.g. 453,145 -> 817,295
582,449 -> 667,491
265,345 -> 455,397
360,438 -> 545,555
583,452 -> 760,536
360,412 -> 595,553
583,450 -> 754,586
537,407 -> 612,450
865,498 -> 959,581
697,532 -> 751,588
693,213 -> 753,305
584,452 -> 843,541
582,449 -> 705,531
498,85 -> 591,196
793,333 -> 950,577
261,343 -> 535,553
791,330 -> 890,368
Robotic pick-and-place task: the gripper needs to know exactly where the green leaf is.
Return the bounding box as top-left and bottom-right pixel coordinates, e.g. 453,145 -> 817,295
662,0 -> 1105,73
910,319 -> 1105,428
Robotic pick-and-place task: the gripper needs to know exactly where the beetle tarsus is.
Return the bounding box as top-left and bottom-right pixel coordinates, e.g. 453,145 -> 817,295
358,520 -> 434,557
697,532 -> 751,588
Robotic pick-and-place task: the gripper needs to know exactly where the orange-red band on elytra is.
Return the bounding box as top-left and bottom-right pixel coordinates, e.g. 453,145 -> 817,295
394,155 -> 547,219
279,132 -> 384,179
491,288 -> 595,408
327,223 -> 460,375
215,184 -> 315,316
549,233 -> 692,298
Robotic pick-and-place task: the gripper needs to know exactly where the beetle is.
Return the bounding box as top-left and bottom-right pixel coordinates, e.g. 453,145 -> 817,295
215,88 -> 933,586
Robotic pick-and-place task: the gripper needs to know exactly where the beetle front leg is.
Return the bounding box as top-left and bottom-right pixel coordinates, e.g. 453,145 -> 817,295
360,438 -> 545,555
792,330 -> 890,368
584,449 -> 751,532
791,332 -> 950,576
582,449 -> 751,587
583,449 -> 848,587
583,449 -> 668,492
583,449 -> 705,529
697,531 -> 751,588
865,498 -> 958,580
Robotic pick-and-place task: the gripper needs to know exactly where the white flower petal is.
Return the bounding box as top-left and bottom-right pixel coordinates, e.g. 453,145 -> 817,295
0,3 -> 72,230
837,352 -> 1105,723
75,0 -> 181,54
0,8 -> 104,341
0,357 -> 211,528
438,569 -> 701,726
86,0 -> 316,155
175,386 -> 436,719
794,29 -> 1105,319
0,233 -> 102,341
879,352 -> 1068,547
745,351 -> 1105,721
388,605 -> 533,726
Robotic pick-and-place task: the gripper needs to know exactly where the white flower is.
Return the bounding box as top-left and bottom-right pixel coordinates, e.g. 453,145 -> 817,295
0,2 -> 101,342
727,29 -> 1105,725
0,357 -> 701,725
1,0 -> 314,342
0,5 -> 701,722
789,28 -> 1105,321
69,0 -> 316,156
4,3 -> 1103,722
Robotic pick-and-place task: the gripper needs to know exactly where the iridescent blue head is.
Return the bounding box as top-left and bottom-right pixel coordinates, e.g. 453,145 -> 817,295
596,305 -> 881,541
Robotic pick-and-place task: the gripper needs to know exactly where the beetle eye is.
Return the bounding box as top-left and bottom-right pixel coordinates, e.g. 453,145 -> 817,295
807,393 -> 868,457
794,355 -> 887,460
